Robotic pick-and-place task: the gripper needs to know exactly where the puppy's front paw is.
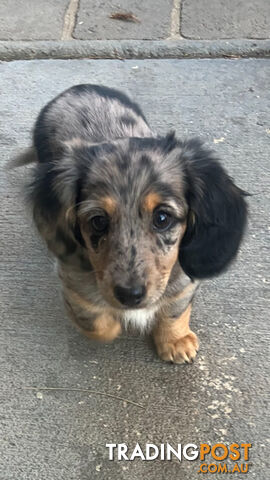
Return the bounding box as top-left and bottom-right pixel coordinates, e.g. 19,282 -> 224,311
155,331 -> 199,364
153,303 -> 199,364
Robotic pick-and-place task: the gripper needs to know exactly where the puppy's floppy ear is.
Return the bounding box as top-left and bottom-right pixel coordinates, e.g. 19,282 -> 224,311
179,139 -> 248,279
27,152 -> 86,259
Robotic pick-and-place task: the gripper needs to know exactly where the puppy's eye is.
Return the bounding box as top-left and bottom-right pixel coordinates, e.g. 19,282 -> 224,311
153,210 -> 173,232
90,215 -> 109,234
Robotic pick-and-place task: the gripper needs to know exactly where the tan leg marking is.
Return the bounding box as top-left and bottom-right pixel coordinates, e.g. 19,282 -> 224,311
153,304 -> 199,364
81,313 -> 122,342
64,289 -> 121,342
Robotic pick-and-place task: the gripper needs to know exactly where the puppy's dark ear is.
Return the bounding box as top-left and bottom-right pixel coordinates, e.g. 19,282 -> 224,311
27,154 -> 86,259
179,139 -> 248,279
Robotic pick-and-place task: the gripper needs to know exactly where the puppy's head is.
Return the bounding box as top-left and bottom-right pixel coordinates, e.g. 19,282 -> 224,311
33,133 -> 247,309
69,135 -> 188,309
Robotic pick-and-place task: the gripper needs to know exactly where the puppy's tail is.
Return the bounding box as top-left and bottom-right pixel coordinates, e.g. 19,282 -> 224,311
7,146 -> 37,170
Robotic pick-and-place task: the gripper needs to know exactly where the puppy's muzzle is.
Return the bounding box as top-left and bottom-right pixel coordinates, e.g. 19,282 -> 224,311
114,284 -> 146,307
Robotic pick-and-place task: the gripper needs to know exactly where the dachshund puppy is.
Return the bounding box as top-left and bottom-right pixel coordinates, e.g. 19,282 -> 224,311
19,84 -> 247,363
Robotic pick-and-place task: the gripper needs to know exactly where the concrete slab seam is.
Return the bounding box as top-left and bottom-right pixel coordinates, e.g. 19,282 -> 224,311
169,0 -> 182,39
61,0 -> 80,40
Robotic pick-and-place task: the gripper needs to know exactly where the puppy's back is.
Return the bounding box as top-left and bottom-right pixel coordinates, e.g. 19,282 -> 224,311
34,84 -> 154,163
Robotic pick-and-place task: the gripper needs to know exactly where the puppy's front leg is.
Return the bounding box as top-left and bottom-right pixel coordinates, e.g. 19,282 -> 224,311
153,304 -> 199,364
64,290 -> 121,342
78,312 -> 122,342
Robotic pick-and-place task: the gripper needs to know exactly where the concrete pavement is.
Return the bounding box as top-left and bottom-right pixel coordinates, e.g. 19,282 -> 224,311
1,58 -> 269,479
181,0 -> 270,39
1,0 -> 269,41
0,0 -> 269,60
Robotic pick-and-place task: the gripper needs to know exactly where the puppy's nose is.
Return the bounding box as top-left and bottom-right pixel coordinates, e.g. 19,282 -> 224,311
114,284 -> 146,307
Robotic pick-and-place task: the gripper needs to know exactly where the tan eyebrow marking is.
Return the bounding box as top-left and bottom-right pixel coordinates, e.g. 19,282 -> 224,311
143,192 -> 162,212
100,196 -> 117,216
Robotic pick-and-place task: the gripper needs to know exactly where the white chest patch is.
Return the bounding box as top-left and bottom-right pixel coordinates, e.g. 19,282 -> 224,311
122,305 -> 159,332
